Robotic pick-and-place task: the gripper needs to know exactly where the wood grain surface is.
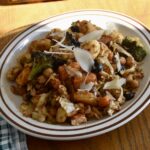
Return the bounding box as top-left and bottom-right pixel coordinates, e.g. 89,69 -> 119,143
0,0 -> 150,149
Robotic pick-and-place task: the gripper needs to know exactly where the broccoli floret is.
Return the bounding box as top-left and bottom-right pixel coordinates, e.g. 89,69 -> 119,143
28,51 -> 67,80
28,51 -> 53,80
122,37 -> 146,62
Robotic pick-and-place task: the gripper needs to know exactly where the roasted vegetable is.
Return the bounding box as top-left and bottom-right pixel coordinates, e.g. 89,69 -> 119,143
122,37 -> 146,62
28,51 -> 66,80
28,52 -> 53,80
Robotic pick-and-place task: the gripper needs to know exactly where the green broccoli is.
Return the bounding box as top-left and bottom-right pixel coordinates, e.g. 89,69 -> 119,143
122,37 -> 146,62
28,51 -> 53,80
28,51 -> 66,80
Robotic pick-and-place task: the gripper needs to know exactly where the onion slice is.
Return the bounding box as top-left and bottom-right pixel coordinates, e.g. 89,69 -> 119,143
114,52 -> 122,72
103,76 -> 126,89
44,51 -> 73,55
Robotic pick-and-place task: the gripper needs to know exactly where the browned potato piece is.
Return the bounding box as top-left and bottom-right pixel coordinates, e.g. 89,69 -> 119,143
58,66 -> 68,81
19,52 -> 31,64
108,51 -> 114,61
47,28 -> 63,41
11,85 -> 26,96
97,96 -> 110,107
43,68 -> 53,77
49,78 -> 61,89
133,72 -> 144,79
127,79 -> 139,89
29,39 -> 52,52
99,35 -> 112,44
16,67 -> 31,86
126,56 -> 134,67
71,114 -> 87,126
74,91 -> 97,105
86,73 -> 97,83
78,20 -> 97,34
37,75 -> 46,84
20,102 -> 33,117
56,107 -> 67,123
69,62 -> 80,70
73,73 -> 96,89
73,76 -> 83,89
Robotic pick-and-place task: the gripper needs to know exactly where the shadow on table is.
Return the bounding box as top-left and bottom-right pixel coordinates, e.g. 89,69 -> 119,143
0,24 -> 33,53
0,0 -> 64,6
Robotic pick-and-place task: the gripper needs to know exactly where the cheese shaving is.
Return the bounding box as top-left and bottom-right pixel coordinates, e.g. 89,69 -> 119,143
103,76 -> 126,89
53,40 -> 94,72
78,30 -> 104,43
79,82 -> 95,91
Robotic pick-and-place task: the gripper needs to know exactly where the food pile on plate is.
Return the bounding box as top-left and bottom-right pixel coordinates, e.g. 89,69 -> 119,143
7,20 -> 146,125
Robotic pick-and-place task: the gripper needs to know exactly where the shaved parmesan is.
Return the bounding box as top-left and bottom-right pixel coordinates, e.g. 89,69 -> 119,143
59,97 -> 75,115
103,76 -> 126,89
79,30 -> 104,42
74,48 -> 94,72
54,40 -> 94,72
79,82 -> 94,91
114,52 -> 122,72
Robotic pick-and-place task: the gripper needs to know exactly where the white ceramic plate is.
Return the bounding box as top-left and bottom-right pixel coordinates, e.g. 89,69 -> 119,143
0,10 -> 150,140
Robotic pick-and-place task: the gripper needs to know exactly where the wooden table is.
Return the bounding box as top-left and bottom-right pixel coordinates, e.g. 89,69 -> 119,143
0,0 -> 150,149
